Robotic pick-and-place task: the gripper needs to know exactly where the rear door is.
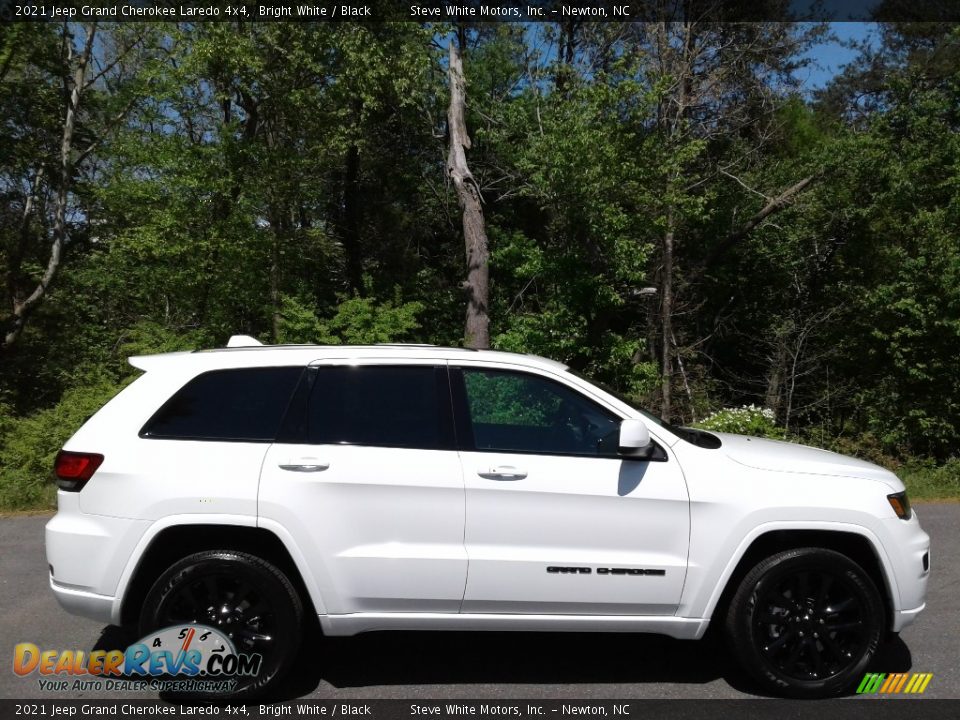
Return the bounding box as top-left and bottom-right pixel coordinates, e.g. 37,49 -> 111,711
453,364 -> 690,616
258,361 -> 467,614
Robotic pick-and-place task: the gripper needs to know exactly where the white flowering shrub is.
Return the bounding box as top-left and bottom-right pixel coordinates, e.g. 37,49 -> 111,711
694,405 -> 786,439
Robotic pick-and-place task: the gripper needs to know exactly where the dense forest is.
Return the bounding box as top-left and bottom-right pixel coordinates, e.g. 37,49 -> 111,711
1,20 -> 959,508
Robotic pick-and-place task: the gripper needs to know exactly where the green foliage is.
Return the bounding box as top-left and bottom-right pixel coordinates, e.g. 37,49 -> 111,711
808,432 -> 901,470
0,379 -> 124,511
3,21 -> 960,507
318,296 -> 425,345
275,296 -> 325,345
277,293 -> 425,345
898,459 -> 960,501
114,321 -> 211,360
694,406 -> 786,440
481,59 -> 663,394
464,372 -> 559,427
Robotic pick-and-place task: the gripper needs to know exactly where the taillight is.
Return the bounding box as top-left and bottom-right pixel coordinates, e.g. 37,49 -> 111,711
53,451 -> 104,492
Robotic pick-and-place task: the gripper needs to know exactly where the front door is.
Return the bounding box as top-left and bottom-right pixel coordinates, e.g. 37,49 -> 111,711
453,365 -> 690,615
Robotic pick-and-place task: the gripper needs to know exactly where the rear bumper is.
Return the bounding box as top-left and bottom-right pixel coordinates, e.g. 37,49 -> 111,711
49,575 -> 116,625
45,492 -> 149,625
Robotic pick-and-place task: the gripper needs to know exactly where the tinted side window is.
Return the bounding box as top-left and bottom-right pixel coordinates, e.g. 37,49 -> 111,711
307,366 -> 453,450
461,369 -> 620,457
141,367 -> 303,442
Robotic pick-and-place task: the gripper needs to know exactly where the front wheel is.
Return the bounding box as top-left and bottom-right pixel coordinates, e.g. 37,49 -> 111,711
724,547 -> 885,698
140,550 -> 303,699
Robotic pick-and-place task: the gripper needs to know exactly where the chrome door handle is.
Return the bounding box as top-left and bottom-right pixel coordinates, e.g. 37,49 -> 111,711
478,466 -> 527,480
278,462 -> 330,473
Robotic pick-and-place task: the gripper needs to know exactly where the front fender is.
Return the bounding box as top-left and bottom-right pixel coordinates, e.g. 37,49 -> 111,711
683,520 -> 899,623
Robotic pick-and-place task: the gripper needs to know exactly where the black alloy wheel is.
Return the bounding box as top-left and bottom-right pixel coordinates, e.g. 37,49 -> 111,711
725,547 -> 885,698
140,550 -> 303,699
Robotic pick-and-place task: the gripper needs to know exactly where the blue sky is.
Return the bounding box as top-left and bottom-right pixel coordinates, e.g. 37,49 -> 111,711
799,23 -> 875,91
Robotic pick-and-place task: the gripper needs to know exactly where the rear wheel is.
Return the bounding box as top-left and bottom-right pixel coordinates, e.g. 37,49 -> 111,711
140,550 -> 303,699
724,547 -> 885,698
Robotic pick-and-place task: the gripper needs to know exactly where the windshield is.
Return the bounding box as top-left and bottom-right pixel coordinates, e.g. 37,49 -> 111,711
568,370 -> 722,449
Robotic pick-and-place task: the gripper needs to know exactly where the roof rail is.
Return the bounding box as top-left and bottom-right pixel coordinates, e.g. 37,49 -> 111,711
201,339 -> 479,353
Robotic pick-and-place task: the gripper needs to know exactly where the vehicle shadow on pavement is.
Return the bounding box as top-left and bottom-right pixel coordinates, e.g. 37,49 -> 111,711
93,624 -> 139,654
276,622 -> 762,698
91,621 -> 913,700
277,622 -> 915,700
869,633 -> 913,674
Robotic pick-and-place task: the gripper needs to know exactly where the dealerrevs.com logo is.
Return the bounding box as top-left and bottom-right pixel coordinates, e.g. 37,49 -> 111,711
13,625 -> 262,693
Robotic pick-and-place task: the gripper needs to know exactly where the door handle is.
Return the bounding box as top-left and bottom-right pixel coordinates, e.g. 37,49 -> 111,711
478,465 -> 527,480
278,462 -> 330,473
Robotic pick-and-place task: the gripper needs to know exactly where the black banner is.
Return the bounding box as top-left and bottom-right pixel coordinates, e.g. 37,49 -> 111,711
2,700 -> 960,720
3,0 -> 960,23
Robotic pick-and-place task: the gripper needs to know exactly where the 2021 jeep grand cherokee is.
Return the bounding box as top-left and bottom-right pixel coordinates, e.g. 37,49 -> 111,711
46,338 -> 930,698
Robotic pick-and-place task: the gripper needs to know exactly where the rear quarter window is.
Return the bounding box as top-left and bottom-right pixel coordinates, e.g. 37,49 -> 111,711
140,366 -> 304,442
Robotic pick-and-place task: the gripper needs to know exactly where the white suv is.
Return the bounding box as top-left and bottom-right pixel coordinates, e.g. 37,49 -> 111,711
46,338 -> 930,698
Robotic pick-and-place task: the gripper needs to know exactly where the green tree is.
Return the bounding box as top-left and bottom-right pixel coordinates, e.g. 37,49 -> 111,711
1,22 -> 155,350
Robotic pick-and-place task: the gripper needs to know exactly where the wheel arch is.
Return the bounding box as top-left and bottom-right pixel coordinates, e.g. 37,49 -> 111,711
704,525 -> 897,631
117,519 -> 323,627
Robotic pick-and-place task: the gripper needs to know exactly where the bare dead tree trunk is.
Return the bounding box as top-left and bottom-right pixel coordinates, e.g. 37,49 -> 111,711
342,140 -> 364,294
645,294 -> 659,365
555,20 -> 581,94
656,20 -> 691,423
446,38 -> 490,350
3,23 -> 96,350
6,168 -> 45,317
660,206 -> 675,421
269,212 -> 283,343
765,338 -> 787,417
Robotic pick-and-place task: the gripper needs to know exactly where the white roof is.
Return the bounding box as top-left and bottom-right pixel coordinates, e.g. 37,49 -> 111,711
129,342 -> 569,374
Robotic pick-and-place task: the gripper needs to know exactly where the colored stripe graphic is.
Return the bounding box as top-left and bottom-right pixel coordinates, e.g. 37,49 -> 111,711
857,672 -> 932,694
906,673 -> 933,694
857,673 -> 886,693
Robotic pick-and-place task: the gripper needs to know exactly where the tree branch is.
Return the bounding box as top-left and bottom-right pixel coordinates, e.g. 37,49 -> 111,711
3,23 -> 97,349
694,172 -> 820,280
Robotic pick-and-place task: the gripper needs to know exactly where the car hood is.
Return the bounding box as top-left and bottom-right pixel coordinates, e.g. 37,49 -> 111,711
712,432 -> 901,489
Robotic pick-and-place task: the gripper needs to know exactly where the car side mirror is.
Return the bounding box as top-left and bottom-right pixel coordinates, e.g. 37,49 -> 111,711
619,418 -> 652,457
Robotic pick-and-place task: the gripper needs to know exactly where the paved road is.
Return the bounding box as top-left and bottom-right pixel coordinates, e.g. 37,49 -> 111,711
1,504 -> 957,701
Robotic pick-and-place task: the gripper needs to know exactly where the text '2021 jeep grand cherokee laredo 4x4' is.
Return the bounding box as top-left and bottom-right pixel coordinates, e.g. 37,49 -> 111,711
45,338 -> 930,698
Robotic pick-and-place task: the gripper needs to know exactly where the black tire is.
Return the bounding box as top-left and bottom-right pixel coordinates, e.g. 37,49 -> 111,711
724,547 -> 885,698
140,550 -> 303,700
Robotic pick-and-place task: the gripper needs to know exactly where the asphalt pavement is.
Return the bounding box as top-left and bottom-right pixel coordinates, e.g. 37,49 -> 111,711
1,504 -> 957,702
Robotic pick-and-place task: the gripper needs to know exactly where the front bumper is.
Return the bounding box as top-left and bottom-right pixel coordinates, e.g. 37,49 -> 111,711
882,511 -> 930,631
893,602 -> 926,632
